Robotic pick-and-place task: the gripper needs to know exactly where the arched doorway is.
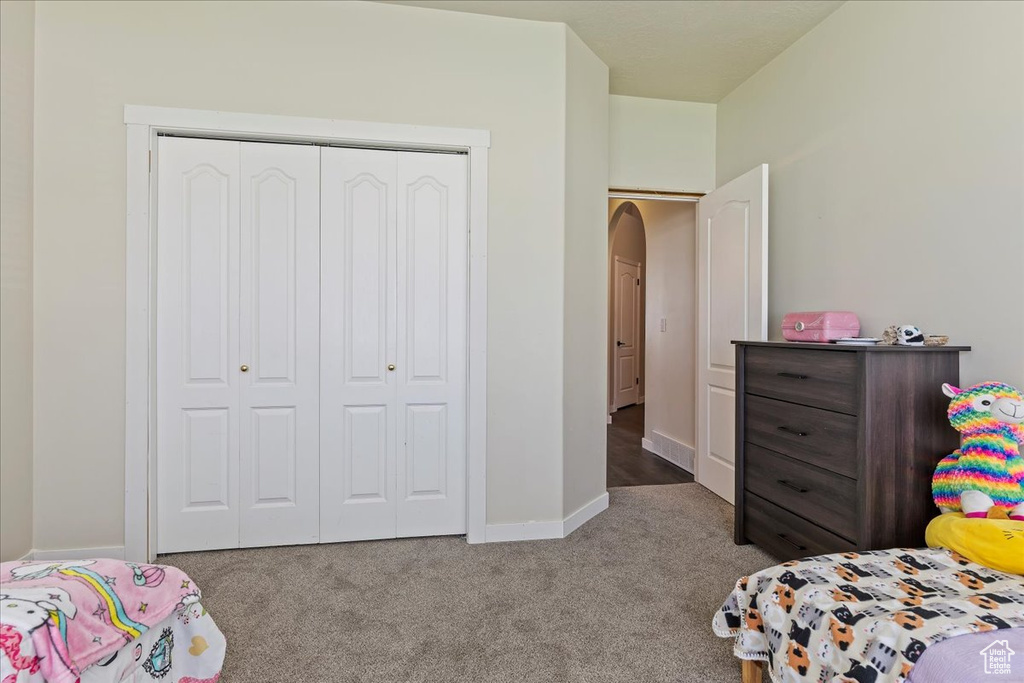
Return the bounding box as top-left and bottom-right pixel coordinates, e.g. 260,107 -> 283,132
606,198 -> 697,488
608,202 -> 646,411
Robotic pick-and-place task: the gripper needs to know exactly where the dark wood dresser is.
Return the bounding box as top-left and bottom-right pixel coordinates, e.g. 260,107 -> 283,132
733,340 -> 969,560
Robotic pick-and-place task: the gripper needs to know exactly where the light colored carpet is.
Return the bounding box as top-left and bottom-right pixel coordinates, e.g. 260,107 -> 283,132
161,484 -> 774,682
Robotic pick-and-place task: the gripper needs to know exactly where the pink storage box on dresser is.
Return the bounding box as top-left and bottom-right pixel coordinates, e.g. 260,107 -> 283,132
781,311 -> 860,342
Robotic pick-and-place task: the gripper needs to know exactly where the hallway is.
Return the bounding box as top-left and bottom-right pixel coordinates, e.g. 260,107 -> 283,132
607,405 -> 694,487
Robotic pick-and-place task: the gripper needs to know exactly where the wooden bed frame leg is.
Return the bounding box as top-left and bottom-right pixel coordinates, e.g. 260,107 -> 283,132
741,659 -> 763,683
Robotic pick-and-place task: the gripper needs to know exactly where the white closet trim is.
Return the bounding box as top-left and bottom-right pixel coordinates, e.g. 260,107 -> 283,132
124,106 -> 490,148
124,105 -> 490,561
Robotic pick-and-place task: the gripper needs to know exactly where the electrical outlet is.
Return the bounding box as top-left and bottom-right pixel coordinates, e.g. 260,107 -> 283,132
660,317 -> 667,332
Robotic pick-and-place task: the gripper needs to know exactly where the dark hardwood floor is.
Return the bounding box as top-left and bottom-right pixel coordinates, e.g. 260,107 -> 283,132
607,404 -> 695,487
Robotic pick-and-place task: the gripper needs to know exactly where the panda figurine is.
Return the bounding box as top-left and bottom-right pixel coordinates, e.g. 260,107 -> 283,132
898,325 -> 925,346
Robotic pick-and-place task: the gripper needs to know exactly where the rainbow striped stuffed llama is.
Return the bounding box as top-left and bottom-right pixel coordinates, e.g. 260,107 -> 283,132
932,381 -> 1024,520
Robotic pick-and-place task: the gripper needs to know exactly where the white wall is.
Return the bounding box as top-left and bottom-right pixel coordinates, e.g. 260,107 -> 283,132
0,0 -> 35,562
610,95 -> 716,193
717,0 -> 1024,388
562,29 -> 610,517
31,0 -> 604,551
636,200 -> 696,458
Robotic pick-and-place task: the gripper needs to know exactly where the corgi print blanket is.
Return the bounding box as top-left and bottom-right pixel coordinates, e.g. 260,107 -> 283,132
0,559 -> 225,683
713,548 -> 1024,683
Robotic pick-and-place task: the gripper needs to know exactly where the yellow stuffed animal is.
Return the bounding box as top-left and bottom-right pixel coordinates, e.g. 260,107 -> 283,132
926,512 -> 1024,575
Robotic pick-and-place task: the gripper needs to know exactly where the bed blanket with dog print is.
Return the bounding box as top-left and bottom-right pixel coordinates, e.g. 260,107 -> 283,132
713,547 -> 1024,683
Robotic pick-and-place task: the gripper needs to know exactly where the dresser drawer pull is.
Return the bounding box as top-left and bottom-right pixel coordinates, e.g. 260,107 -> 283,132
776,372 -> 809,380
777,533 -> 807,551
777,479 -> 809,494
777,425 -> 809,437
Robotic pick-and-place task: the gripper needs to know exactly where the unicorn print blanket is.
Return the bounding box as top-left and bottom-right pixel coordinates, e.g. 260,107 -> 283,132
0,559 -> 217,683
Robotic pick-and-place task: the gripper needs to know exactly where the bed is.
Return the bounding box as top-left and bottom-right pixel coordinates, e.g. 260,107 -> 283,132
714,547 -> 1024,683
1,559 -> 225,683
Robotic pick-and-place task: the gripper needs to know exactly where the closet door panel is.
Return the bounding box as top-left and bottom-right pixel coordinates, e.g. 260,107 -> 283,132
346,177 -> 389,383
251,407 -> 297,502
157,137 -> 241,553
320,148 -> 400,542
396,152 -> 468,537
406,404 -> 447,497
344,406 -> 389,499
182,408 -> 231,507
238,142 -> 321,548
405,176 -> 447,382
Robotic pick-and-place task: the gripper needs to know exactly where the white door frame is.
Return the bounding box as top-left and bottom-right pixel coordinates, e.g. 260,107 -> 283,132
124,105 -> 490,561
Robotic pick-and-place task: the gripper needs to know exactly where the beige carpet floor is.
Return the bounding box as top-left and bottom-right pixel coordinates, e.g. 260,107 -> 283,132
161,484 -> 775,682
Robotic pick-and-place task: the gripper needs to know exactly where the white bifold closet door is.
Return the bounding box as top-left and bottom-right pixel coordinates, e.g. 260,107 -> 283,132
320,148 -> 468,543
157,137 -> 321,553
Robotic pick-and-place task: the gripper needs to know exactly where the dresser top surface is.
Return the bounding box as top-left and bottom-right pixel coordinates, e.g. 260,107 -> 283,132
732,340 -> 971,352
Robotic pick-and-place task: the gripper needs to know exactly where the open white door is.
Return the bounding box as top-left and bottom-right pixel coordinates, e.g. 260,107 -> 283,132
696,165 -> 768,504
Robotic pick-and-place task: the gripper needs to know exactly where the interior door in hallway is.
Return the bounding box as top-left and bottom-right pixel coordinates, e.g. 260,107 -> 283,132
613,257 -> 641,409
696,164 -> 768,504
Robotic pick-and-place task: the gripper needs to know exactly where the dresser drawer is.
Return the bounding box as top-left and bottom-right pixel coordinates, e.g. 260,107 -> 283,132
745,346 -> 859,415
745,394 -> 858,478
743,491 -> 857,561
744,444 -> 857,541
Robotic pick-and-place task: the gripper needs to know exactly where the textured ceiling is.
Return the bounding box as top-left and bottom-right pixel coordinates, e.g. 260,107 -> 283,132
379,1 -> 843,102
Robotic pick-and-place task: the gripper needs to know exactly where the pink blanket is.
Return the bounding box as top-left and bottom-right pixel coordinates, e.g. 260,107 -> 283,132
1,559 -> 202,683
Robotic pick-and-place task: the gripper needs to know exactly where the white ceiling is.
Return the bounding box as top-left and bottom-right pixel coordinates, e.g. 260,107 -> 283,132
380,1 -> 843,102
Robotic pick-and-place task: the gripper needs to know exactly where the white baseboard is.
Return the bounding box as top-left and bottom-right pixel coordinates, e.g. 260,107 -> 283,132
607,414 -> 612,424
27,546 -> 126,562
20,498 -> 613,556
642,431 -> 695,474
484,520 -> 564,543
21,499 -> 610,555
563,491 -> 609,537
484,491 -> 609,543
18,498 -> 614,556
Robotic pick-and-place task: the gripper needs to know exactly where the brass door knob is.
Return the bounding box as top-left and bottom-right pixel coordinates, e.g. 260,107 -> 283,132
387,364 -> 396,371
240,365 -> 249,372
